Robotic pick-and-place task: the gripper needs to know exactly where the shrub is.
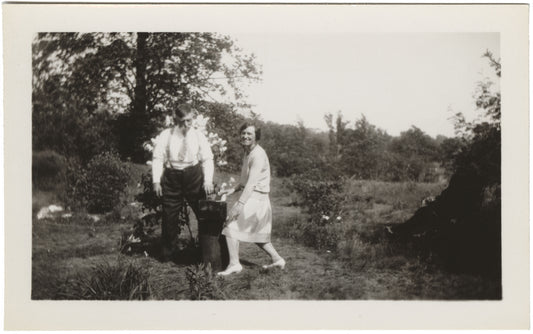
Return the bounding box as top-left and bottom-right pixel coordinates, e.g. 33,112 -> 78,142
32,150 -> 67,191
289,170 -> 346,217
185,263 -> 226,300
286,169 -> 348,251
69,152 -> 130,213
57,258 -> 152,300
121,171 -> 194,255
300,218 -> 343,251
63,158 -> 86,209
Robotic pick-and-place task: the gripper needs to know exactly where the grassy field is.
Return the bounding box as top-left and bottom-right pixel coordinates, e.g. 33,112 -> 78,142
32,164 -> 501,300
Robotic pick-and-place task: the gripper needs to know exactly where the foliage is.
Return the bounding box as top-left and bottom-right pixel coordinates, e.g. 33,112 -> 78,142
324,111 -> 349,164
259,121 -> 329,177
287,170 -> 347,250
439,137 -> 465,176
69,152 -> 130,213
185,263 -> 226,300
33,32 -> 261,162
340,115 -> 391,179
322,111 -> 444,182
200,102 -> 246,172
131,171 -> 164,241
389,126 -> 440,162
32,150 -> 67,191
389,51 -> 502,277
32,79 -> 118,164
449,51 -> 501,184
290,173 -> 346,217
57,257 -> 152,300
32,172 -> 500,300
132,171 -> 192,248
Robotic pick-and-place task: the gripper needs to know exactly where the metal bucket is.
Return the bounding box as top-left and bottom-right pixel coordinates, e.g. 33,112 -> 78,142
198,200 -> 229,271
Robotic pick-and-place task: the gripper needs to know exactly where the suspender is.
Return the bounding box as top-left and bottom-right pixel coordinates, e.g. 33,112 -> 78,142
165,128 -> 199,168
165,128 -> 173,167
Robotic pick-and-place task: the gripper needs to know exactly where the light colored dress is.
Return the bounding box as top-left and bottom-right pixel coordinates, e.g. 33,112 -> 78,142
222,145 -> 272,243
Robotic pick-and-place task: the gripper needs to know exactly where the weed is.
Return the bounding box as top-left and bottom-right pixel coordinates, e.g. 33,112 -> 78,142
57,257 -> 152,300
185,263 -> 226,300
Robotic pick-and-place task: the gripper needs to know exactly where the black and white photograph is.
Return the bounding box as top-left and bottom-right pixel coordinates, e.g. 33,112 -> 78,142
4,3 -> 529,330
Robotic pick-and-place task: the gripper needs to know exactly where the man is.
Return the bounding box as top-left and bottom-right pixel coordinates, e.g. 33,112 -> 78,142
152,104 -> 214,259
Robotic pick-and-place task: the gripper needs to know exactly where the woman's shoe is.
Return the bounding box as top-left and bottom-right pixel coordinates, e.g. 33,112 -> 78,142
217,263 -> 243,276
262,258 -> 286,270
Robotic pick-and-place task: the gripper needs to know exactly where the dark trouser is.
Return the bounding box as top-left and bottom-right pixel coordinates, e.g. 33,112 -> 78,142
161,164 -> 205,251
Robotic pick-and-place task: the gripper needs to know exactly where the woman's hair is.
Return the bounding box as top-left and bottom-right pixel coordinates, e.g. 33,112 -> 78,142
239,122 -> 261,140
174,103 -> 197,119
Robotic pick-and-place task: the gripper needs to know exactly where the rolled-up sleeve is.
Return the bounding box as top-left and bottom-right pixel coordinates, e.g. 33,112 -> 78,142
152,130 -> 168,184
197,131 -> 214,185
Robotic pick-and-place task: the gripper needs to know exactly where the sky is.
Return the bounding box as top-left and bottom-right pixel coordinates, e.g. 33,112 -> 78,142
226,33 -> 500,138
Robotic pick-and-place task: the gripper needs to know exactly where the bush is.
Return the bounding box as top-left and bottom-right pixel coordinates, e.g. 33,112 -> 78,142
286,169 -> 348,251
57,257 -> 152,300
300,218 -> 343,251
33,88 -> 119,165
69,152 -> 130,213
289,171 -> 346,217
32,150 -> 67,191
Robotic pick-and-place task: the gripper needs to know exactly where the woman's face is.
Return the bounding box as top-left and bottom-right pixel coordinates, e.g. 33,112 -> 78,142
240,126 -> 256,148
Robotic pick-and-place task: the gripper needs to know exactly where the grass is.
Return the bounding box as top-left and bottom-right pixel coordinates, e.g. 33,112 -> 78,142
32,163 -> 501,300
57,256 -> 152,300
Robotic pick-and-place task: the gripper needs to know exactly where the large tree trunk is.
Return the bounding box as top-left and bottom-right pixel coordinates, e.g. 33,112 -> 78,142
133,32 -> 148,120
118,32 -> 150,162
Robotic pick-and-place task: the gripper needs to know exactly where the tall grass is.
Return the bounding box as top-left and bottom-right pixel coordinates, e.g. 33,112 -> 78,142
280,178 -> 446,268
57,257 -> 152,300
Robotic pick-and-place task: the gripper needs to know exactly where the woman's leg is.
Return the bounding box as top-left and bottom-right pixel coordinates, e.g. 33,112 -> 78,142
218,236 -> 242,275
226,236 -> 240,265
256,242 -> 283,263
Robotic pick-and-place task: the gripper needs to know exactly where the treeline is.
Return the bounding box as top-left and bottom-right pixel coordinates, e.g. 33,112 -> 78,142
198,106 -> 459,183
258,115 -> 457,182
32,32 -> 494,186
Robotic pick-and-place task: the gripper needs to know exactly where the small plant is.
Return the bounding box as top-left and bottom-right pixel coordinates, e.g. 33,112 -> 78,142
132,170 -> 191,238
185,263 -> 226,300
57,257 -> 152,300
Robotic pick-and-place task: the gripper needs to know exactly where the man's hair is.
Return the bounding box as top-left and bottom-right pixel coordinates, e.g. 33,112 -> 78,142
239,122 -> 261,140
174,104 -> 197,119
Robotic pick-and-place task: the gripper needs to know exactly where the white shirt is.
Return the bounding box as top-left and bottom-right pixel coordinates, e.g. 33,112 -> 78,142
238,145 -> 271,204
152,126 -> 214,185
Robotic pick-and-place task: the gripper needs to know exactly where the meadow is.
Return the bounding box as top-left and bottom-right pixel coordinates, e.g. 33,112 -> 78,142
31,163 -> 501,300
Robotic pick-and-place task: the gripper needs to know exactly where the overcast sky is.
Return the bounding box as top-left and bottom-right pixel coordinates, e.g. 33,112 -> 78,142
227,33 -> 500,138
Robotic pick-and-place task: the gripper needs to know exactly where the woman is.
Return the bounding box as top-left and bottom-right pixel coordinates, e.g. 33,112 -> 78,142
217,123 -> 285,276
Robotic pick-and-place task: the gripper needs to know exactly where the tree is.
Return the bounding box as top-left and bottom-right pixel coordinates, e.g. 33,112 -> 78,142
340,115 -> 390,179
451,50 -> 501,184
388,126 -> 441,181
390,51 -> 502,278
32,32 -> 261,162
324,111 -> 348,166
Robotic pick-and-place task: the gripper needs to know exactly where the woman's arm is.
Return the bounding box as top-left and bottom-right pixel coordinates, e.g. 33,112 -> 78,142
237,152 -> 264,204
227,152 -> 264,221
218,183 -> 243,196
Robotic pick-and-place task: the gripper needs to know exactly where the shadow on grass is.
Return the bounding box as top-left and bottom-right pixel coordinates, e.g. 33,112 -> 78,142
121,233 -> 202,266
